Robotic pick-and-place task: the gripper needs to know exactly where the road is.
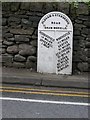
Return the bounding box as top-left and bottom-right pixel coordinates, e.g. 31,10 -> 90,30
0,84 -> 89,118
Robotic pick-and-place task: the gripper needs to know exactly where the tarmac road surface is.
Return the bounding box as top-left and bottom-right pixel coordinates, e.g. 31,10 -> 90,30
0,84 -> 90,118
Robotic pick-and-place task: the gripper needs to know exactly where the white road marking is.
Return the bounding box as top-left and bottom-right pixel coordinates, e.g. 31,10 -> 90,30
0,97 -> 89,106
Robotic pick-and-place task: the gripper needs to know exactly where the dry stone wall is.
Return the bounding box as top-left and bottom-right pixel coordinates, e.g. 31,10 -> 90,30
2,2 -> 90,74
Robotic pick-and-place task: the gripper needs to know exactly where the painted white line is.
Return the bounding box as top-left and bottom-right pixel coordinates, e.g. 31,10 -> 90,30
0,97 -> 89,106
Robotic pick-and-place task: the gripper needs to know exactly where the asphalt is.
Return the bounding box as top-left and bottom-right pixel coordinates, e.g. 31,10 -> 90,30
1,67 -> 89,89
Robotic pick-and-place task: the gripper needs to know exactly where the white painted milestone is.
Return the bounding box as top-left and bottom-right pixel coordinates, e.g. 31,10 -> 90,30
37,11 -> 73,74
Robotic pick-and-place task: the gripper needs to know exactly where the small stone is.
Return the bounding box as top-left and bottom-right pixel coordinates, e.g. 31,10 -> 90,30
14,54 -> 26,62
7,45 -> 19,54
15,35 -> 29,42
19,44 -> 36,56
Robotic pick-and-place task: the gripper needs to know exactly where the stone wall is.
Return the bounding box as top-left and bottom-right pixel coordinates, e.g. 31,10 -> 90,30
2,2 -> 90,74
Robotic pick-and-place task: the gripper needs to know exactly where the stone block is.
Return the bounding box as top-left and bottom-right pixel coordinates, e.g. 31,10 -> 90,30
88,49 -> 90,58
78,15 -> 89,21
7,38 -> 15,42
81,28 -> 89,35
14,54 -> 26,62
88,58 -> 90,63
10,28 -> 34,35
26,61 -> 36,69
57,2 -> 69,15
15,35 -> 29,42
21,19 -> 32,25
2,2 -> 11,11
8,17 -> 21,25
74,29 -> 81,35
27,56 -> 37,62
20,3 -> 30,10
2,26 -> 10,34
29,16 -> 41,22
74,36 -> 84,41
7,45 -> 19,54
85,42 -> 90,48
78,62 -> 88,72
43,3 -> 55,13
75,19 -> 82,24
2,54 -> 13,66
30,2 -> 43,12
76,3 -> 89,15
83,21 -> 90,27
3,33 -> 13,38
3,40 -> 14,46
30,40 -> 37,47
13,62 -> 25,68
19,44 -> 36,56
2,48 -> 6,54
74,23 -> 86,30
11,2 -> 20,12
2,18 -> 7,26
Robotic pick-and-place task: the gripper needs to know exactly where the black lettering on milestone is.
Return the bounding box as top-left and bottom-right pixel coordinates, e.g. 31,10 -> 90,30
40,31 -> 55,48
56,32 -> 71,72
